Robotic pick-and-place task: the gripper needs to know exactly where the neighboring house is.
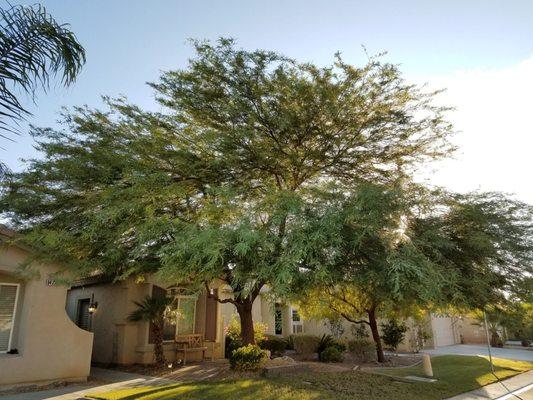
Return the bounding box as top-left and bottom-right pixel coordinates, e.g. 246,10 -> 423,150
0,226 -> 93,386
67,276 -> 463,365
456,316 -> 492,344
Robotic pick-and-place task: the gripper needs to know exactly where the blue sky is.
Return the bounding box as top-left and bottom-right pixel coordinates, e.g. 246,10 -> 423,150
3,0 -> 533,201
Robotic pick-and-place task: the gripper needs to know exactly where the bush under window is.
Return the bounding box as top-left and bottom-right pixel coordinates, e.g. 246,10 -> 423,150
290,334 -> 320,354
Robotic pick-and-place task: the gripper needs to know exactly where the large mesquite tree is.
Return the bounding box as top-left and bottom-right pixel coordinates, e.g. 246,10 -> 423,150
0,39 -> 454,345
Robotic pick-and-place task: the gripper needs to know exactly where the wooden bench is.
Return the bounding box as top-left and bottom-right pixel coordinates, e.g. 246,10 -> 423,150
175,334 -> 208,365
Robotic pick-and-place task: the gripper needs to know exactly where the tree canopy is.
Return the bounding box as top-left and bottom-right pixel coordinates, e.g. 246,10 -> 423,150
294,184 -> 533,361
0,39 -> 463,344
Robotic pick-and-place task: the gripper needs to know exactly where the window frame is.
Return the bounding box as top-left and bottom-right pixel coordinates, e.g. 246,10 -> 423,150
291,307 -> 303,334
0,282 -> 20,354
162,294 -> 197,342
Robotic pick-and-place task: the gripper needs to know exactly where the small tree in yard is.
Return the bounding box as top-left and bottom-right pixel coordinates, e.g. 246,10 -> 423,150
128,296 -> 174,365
295,185 -> 533,362
381,319 -> 407,352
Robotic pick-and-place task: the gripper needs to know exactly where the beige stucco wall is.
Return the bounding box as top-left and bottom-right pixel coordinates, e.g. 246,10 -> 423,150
0,244 -> 93,386
67,277 -> 225,365
457,317 -> 488,344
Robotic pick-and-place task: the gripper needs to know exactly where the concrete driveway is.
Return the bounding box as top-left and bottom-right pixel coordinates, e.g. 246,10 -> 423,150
424,344 -> 533,362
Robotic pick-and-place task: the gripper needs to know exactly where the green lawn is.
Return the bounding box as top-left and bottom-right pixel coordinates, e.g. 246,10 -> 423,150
88,355 -> 532,400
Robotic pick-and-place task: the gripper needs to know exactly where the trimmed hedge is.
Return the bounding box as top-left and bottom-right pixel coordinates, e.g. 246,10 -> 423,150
290,334 -> 320,354
259,335 -> 287,356
348,339 -> 376,362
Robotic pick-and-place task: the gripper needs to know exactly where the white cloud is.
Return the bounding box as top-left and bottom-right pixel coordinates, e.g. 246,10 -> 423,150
415,56 -> 533,204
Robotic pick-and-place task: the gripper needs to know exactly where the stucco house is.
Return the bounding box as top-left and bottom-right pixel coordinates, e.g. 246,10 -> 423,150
0,226 -> 93,386
66,275 -> 464,365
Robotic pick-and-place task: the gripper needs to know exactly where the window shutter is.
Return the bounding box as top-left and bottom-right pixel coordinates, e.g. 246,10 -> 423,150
0,284 -> 18,352
76,299 -> 91,331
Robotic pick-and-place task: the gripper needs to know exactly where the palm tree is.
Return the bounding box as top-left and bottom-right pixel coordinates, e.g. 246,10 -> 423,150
128,296 -> 174,365
0,3 -> 85,139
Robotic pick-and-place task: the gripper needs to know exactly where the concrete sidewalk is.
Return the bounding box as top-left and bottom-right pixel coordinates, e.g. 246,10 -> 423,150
446,370 -> 533,399
0,368 -> 177,400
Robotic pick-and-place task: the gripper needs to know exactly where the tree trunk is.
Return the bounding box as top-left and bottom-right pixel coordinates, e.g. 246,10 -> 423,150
367,307 -> 385,363
153,322 -> 166,365
236,299 -> 255,345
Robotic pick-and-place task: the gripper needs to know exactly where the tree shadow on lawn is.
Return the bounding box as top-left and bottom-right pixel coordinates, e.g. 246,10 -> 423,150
88,357 -> 533,400
88,379 -> 325,400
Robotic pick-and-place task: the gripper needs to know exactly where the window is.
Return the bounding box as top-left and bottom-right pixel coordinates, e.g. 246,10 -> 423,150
0,283 -> 19,353
76,298 -> 91,331
162,295 -> 197,341
291,308 -> 303,334
274,303 -> 282,335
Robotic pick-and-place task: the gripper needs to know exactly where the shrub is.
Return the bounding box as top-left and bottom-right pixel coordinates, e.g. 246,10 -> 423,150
352,324 -> 369,339
317,334 -> 347,361
317,334 -> 335,356
320,346 -> 343,362
348,339 -> 376,362
224,315 -> 267,358
381,319 -> 407,351
285,334 -> 295,350
409,324 -> 432,353
259,335 -> 287,356
290,334 -> 320,354
229,344 -> 268,371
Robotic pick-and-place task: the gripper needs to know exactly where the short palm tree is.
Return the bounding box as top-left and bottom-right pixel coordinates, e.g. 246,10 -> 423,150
128,296 -> 174,365
0,3 -> 85,139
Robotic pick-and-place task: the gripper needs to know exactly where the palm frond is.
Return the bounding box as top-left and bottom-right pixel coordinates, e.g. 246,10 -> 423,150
127,295 -> 173,323
0,3 -> 85,137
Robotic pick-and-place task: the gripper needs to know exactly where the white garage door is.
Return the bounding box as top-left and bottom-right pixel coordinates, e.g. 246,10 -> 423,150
432,315 -> 456,347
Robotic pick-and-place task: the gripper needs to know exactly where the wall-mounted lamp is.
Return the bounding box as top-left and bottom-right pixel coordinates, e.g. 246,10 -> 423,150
88,301 -> 98,314
88,293 -> 98,314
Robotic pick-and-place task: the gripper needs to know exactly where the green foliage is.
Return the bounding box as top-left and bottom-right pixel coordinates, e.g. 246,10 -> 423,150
259,335 -> 287,356
0,3 -> 85,138
0,38 -> 453,290
316,334 -> 335,359
225,315 -> 267,357
352,325 -> 369,339
229,344 -> 268,371
317,334 -> 346,361
381,319 -> 407,351
409,323 -> 432,353
127,295 -> 174,365
319,346 -> 343,363
348,339 -> 376,362
127,295 -> 174,324
2,38 -> 531,355
285,334 -> 295,350
290,334 -> 320,354
325,318 -> 345,339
